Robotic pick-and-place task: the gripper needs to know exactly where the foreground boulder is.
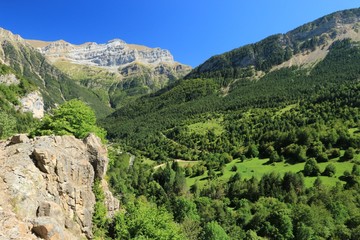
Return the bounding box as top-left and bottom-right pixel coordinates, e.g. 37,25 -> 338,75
0,134 -> 119,239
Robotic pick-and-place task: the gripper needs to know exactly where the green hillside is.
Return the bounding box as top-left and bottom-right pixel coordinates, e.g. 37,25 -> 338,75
54,61 -> 188,109
102,27 -> 360,238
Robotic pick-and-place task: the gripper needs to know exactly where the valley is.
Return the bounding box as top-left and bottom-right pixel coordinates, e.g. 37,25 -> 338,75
0,7 -> 360,240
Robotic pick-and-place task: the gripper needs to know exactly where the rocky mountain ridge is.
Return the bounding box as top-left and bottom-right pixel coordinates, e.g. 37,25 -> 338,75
0,133 -> 119,239
28,38 -> 177,67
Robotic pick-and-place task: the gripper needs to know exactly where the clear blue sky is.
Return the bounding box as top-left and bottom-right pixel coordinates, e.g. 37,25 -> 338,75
1,1 -> 359,67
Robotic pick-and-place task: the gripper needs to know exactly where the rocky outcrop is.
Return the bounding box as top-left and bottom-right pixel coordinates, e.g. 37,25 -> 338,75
0,134 -> 119,239
19,91 -> 44,119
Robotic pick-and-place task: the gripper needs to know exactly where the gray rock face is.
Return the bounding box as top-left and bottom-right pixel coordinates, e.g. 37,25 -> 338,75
37,39 -> 175,67
0,134 -> 119,239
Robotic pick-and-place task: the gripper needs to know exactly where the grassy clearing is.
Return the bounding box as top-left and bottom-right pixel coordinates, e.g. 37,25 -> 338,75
177,161 -> 199,168
185,156 -> 357,188
187,117 -> 224,136
142,157 -> 157,166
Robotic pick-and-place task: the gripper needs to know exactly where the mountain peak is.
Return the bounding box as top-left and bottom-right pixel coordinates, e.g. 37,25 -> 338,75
0,27 -> 25,43
107,38 -> 125,44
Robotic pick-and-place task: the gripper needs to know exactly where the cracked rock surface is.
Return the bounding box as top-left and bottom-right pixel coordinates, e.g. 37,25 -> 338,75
0,134 -> 119,240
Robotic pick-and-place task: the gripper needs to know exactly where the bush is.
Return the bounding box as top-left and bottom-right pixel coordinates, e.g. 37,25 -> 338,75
329,148 -> 341,159
0,112 -> 16,139
322,164 -> 336,177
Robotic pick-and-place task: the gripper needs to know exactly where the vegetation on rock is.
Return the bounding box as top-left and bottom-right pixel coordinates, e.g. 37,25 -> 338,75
32,99 -> 106,141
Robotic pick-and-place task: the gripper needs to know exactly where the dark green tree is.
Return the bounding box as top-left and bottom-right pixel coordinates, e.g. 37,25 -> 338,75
343,147 -> 355,160
0,112 -> 16,139
303,158 -> 321,176
323,163 -> 336,177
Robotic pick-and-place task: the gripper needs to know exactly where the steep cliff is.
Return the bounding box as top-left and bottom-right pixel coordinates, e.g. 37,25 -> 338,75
0,133 -> 119,240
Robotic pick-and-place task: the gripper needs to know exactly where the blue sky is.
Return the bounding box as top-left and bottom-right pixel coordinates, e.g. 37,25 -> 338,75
1,1 -> 359,67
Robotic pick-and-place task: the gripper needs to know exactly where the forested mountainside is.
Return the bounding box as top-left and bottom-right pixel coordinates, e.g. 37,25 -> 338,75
103,9 -> 360,164
99,8 -> 360,239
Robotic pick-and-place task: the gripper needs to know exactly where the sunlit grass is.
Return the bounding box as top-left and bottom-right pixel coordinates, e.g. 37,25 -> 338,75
185,155 -> 357,188
187,117 -> 224,136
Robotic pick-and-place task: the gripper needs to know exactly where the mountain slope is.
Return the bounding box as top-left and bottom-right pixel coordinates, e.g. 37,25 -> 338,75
187,8 -> 360,79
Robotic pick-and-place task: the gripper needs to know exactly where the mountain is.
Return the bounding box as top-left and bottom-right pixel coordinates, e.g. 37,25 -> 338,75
103,8 -> 360,161
27,38 -> 191,108
0,27 -> 190,123
187,8 -> 360,79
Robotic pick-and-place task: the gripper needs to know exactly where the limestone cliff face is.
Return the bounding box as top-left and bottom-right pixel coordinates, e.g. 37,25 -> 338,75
0,134 -> 119,240
29,39 -> 176,67
0,70 -> 45,119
